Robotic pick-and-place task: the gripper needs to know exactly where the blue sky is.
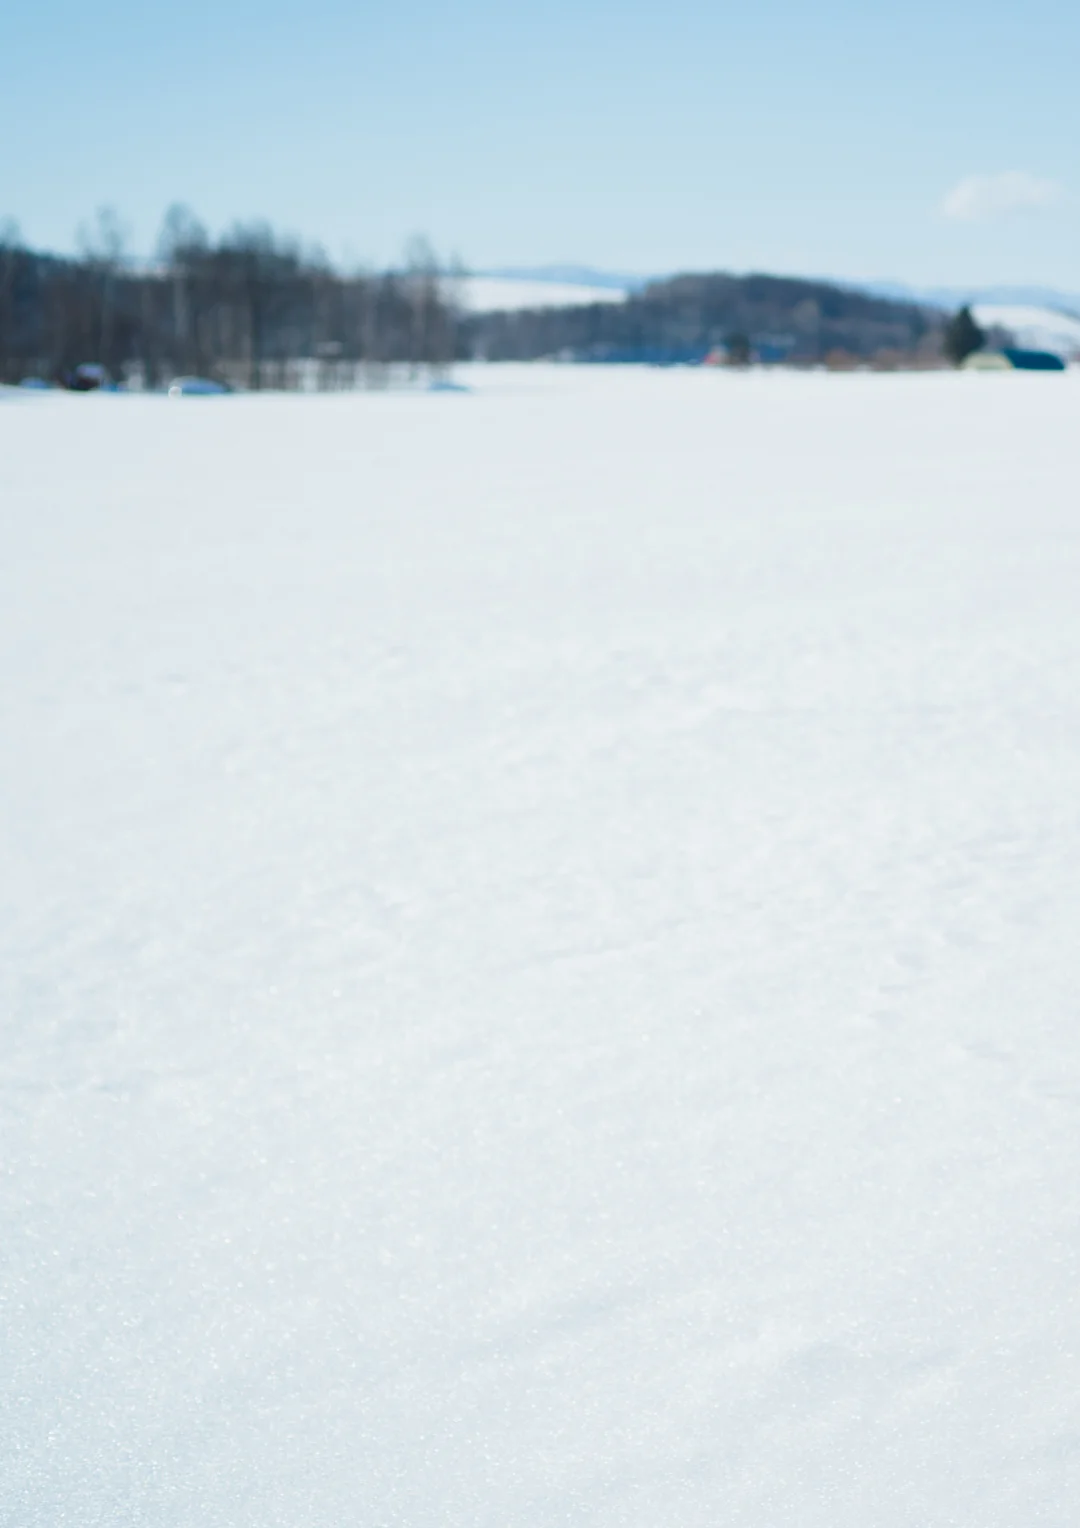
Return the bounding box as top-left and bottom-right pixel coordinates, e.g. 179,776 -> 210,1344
2,0 -> 1077,285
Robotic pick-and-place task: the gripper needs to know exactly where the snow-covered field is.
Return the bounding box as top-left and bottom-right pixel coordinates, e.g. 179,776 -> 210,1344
3,365 -> 1080,1526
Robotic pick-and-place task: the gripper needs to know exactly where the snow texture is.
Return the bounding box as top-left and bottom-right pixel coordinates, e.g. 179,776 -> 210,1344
3,365 -> 1080,1527
458,275 -> 627,311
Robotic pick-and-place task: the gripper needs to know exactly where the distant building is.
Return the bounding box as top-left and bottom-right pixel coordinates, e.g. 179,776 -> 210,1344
1002,348 -> 1067,371
962,352 -> 1012,371
962,349 -> 1067,372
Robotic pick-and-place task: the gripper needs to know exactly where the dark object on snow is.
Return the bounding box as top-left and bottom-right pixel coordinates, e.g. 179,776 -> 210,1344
943,306 -> 985,367
67,362 -> 109,391
1002,348 -> 1067,372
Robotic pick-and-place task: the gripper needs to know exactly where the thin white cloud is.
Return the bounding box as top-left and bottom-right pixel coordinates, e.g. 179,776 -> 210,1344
940,171 -> 1064,222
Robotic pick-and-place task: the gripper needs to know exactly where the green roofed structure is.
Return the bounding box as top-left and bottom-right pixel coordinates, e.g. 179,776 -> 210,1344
963,348 -> 1067,372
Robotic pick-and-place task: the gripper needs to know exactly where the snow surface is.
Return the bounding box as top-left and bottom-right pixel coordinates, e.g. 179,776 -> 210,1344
972,303 -> 1080,357
3,365 -> 1080,1527
458,275 -> 627,311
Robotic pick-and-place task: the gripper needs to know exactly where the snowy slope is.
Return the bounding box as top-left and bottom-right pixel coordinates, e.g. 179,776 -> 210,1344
458,274 -> 627,310
973,302 -> 1080,356
3,367 -> 1080,1527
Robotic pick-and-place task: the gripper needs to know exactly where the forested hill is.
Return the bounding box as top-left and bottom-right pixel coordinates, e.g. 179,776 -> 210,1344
462,272 -> 943,365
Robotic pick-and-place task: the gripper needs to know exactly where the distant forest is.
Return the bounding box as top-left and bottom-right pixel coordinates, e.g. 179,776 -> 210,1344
464,273 -> 945,367
0,208 -> 947,386
0,208 -> 456,388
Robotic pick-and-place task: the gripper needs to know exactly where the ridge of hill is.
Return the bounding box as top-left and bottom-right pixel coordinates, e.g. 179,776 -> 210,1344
462,270 -> 1080,326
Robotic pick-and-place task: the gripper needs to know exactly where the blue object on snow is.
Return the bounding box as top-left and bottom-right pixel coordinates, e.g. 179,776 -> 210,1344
1002,348 -> 1067,372
168,376 -> 230,396
427,379 -> 471,393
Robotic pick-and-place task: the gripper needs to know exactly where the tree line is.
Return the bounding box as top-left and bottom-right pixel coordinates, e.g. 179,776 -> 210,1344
0,207 -> 458,388
0,208 -> 980,383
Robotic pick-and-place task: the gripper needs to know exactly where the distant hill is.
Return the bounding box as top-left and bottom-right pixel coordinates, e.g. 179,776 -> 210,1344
866,281 -> 1080,316
466,270 -> 1080,328
971,305 -> 1080,358
461,271 -> 941,364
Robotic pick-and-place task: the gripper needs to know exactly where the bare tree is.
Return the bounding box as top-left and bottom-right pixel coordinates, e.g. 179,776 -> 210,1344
0,209 -> 458,389
76,206 -> 130,375
157,204 -> 209,378
0,218 -> 23,382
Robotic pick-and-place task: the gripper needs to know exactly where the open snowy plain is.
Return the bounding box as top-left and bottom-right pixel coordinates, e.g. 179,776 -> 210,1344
3,364 -> 1080,1526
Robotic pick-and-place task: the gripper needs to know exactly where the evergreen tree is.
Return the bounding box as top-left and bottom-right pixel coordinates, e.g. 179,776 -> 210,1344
944,305 -> 985,366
